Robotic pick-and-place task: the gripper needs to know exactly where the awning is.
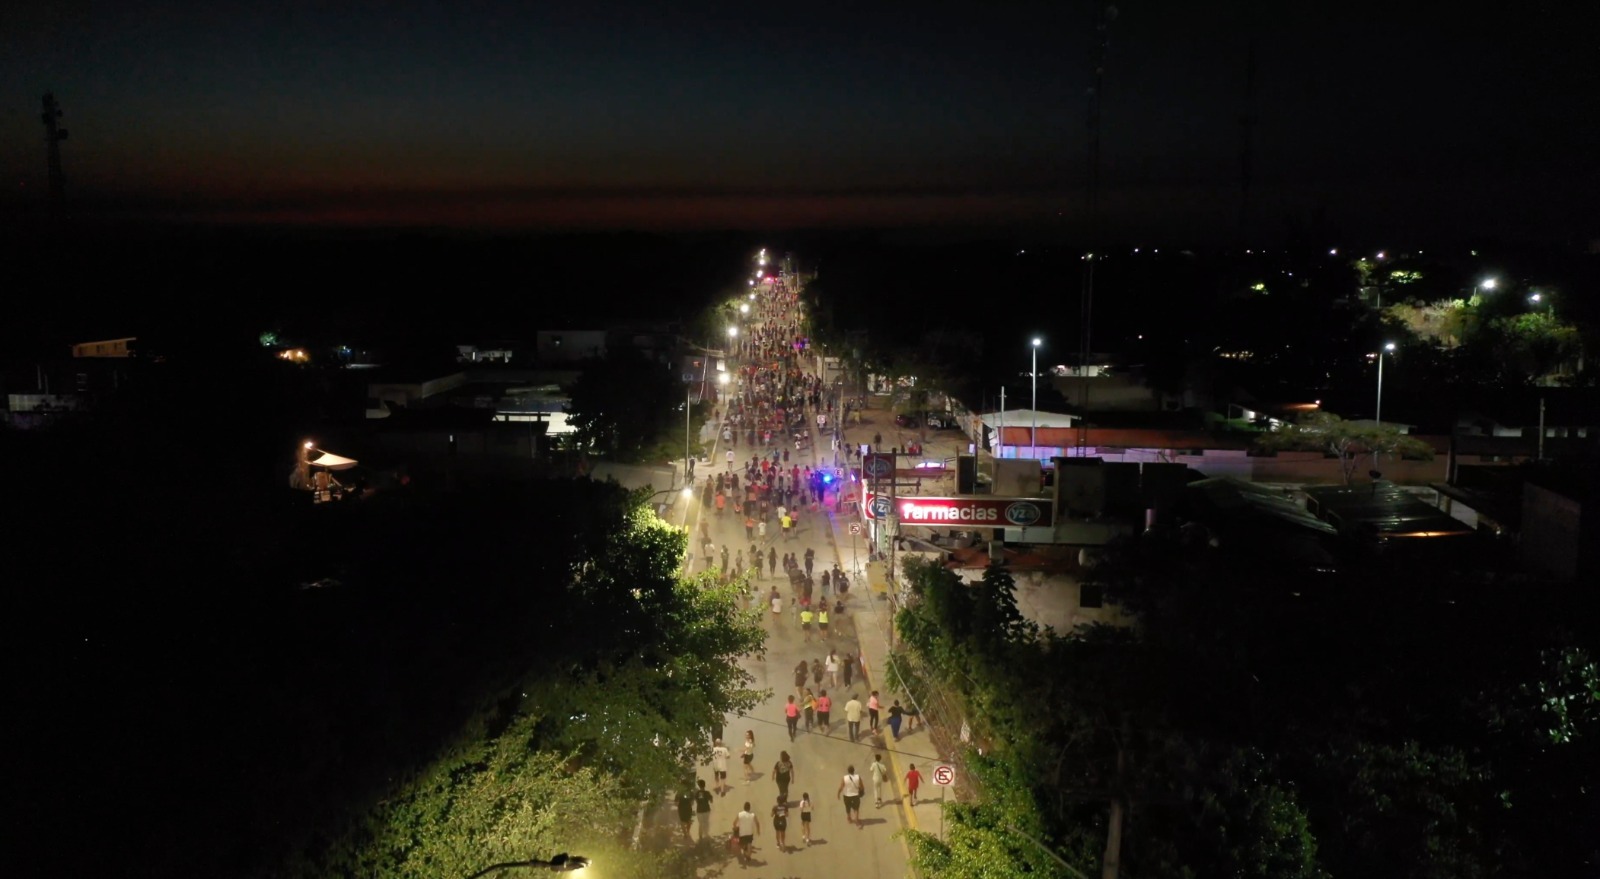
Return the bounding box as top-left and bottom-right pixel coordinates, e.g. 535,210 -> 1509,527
309,451 -> 359,471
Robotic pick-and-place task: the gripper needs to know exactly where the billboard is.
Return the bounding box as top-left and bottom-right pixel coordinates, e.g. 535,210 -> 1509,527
863,495 -> 1053,528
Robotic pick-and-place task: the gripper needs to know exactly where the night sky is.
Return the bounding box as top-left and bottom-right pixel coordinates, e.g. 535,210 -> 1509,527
4,1 -> 1597,241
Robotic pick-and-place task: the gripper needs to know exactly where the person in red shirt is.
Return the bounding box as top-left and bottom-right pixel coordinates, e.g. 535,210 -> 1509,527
905,763 -> 923,806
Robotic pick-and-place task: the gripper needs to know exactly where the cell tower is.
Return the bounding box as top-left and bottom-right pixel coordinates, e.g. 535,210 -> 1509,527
1238,29 -> 1259,243
42,93 -> 69,200
1076,4 -> 1116,457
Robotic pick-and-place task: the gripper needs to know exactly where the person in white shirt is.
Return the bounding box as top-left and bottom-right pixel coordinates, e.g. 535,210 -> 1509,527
824,653 -> 839,688
734,802 -> 761,861
837,765 -> 864,827
711,739 -> 731,794
844,695 -> 864,743
869,753 -> 890,808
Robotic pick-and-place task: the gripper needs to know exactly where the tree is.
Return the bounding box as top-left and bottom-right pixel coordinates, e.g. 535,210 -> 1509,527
267,489 -> 766,879
1255,411 -> 1434,483
1485,312 -> 1583,383
563,347 -> 679,462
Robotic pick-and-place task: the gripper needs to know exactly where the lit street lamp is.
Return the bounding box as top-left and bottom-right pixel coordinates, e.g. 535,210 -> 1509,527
1475,277 -> 1497,300
1375,342 -> 1396,427
1030,338 -> 1042,458
740,303 -> 749,314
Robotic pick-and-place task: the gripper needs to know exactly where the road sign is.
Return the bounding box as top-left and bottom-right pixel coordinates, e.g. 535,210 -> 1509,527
933,764 -> 956,787
863,453 -> 895,478
848,522 -> 862,536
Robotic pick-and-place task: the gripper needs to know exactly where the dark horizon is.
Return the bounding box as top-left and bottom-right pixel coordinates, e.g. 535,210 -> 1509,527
5,1 -> 1598,243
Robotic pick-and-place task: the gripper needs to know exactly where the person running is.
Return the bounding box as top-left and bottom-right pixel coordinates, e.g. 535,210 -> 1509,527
887,701 -> 904,741
837,765 -> 864,828
772,750 -> 795,803
869,753 -> 889,808
868,691 -> 881,731
734,802 -> 760,862
799,793 -> 813,845
794,661 -> 809,700
816,690 -> 832,734
800,605 -> 813,642
803,689 -> 817,732
817,604 -> 830,639
771,795 -> 790,852
711,739 -> 731,794
784,696 -> 800,741
771,588 -> 783,618
743,730 -> 756,782
905,763 -> 924,806
824,652 -> 839,687
694,779 -> 714,840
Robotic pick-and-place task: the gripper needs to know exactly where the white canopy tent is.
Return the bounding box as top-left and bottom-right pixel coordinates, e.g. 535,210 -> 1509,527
308,451 -> 359,471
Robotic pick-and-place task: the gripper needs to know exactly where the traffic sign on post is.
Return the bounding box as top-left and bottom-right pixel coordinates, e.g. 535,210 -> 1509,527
932,764 -> 956,787
849,522 -> 862,536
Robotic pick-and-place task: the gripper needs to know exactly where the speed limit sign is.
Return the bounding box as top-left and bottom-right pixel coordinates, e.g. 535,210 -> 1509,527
932,764 -> 956,787
849,522 -> 862,536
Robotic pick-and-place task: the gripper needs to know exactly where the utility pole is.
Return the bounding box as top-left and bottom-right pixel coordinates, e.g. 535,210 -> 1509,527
41,93 -> 69,200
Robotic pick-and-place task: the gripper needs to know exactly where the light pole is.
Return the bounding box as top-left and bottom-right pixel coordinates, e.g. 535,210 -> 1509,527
1375,341 -> 1396,427
1030,338 -> 1042,458
1475,277 -> 1497,300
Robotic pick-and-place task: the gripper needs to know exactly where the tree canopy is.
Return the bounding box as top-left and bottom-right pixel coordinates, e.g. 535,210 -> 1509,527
892,536 -> 1600,878
1256,410 -> 1435,483
563,347 -> 681,462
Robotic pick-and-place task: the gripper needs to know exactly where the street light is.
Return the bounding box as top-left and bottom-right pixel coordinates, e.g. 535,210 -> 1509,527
740,303 -> 749,314
1030,338 -> 1042,458
1375,342 -> 1396,427
1528,292 -> 1542,304
1475,277 -> 1498,300
727,326 -> 738,339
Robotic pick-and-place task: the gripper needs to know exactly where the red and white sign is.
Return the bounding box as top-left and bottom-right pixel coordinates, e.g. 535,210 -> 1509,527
863,495 -> 1053,528
932,765 -> 956,786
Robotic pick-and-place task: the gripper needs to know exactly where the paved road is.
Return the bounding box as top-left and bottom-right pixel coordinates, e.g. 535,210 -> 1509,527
648,296 -> 938,879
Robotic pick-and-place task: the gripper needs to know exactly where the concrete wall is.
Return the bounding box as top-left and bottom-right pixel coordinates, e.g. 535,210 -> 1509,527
1520,483 -> 1582,580
961,568 -> 1135,634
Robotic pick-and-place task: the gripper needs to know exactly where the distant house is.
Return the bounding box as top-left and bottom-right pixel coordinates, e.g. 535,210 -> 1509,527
71,337 -> 137,358
1457,389 -> 1600,440
536,330 -> 607,364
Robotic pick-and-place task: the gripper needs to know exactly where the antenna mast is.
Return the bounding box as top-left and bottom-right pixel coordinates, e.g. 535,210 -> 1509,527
1238,18 -> 1259,243
1077,4 -> 1116,457
42,93 -> 69,200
